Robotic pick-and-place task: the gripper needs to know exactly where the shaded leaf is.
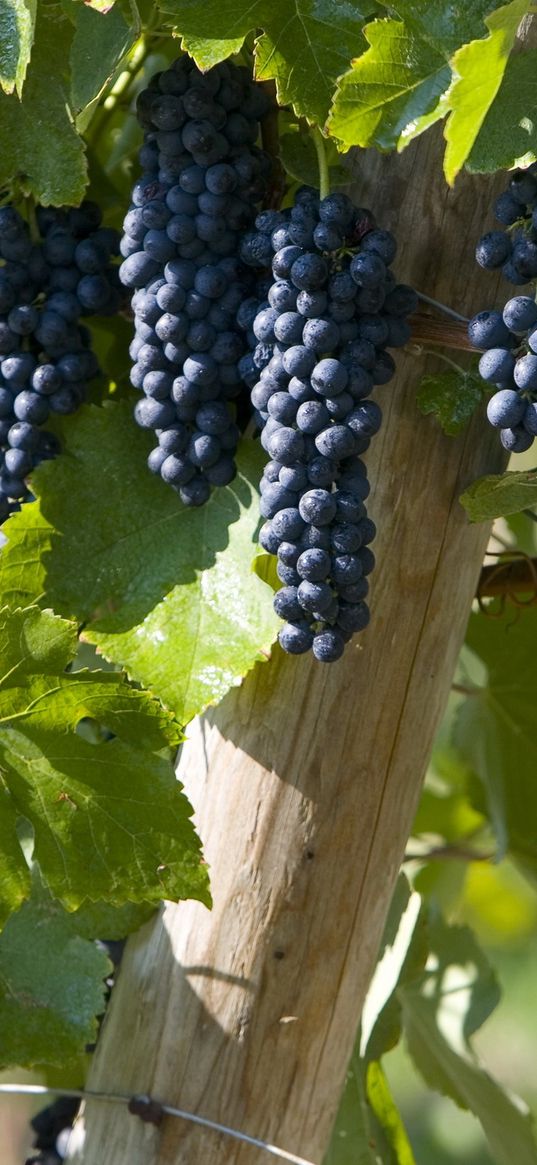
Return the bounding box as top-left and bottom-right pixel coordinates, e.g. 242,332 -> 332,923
400,916 -> 536,1165
443,0 -> 529,184
0,785 -> 31,929
0,604 -> 210,914
280,129 -> 348,188
0,402 -> 278,725
159,0 -> 373,125
460,468 -> 537,521
397,89 -> 451,151
453,607 -> 537,882
69,898 -> 155,941
0,872 -> 109,1069
0,0 -> 36,95
325,1049 -> 381,1165
67,0 -> 139,115
467,48 -> 537,173
417,367 -> 484,436
0,4 -> 86,203
328,20 -> 451,152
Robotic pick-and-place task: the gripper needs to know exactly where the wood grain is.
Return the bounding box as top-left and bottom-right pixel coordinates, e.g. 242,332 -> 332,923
68,127 -> 511,1165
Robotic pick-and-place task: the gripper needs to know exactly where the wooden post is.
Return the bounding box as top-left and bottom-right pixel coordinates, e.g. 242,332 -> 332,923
68,128 -> 508,1164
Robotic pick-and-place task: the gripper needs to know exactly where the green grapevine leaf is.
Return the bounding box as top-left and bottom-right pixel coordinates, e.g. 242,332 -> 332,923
0,873 -> 109,1070
466,48 -> 537,173
0,604 -> 210,914
388,0 -> 508,55
0,786 -> 31,929
396,90 -> 451,151
0,0 -> 36,96
67,0 -> 139,116
361,874 -> 428,1064
416,367 -> 484,436
460,469 -> 537,521
81,0 -> 118,10
68,897 -> 155,941
443,0 -> 530,184
0,4 -> 87,203
176,35 -> 246,70
325,1051 -> 377,1165
328,20 -> 451,152
400,916 -> 537,1165
0,402 -> 279,725
453,608 -> 537,884
326,1049 -> 416,1163
158,0 -> 373,124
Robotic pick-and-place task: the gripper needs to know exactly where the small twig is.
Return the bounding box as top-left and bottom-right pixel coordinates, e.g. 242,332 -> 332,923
404,843 -> 495,863
477,554 -> 537,604
409,312 -> 476,352
0,1084 -> 316,1165
451,682 -> 477,696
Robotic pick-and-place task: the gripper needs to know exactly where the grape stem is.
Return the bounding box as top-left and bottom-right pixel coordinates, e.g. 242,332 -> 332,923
419,348 -> 466,374
311,127 -> 330,201
415,290 -> 469,323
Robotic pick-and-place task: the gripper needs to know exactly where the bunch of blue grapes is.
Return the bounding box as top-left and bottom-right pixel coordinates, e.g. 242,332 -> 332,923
240,188 -> 417,661
469,296 -> 537,451
0,200 -> 121,524
475,164 -> 537,284
471,164 -> 537,452
120,55 -> 273,507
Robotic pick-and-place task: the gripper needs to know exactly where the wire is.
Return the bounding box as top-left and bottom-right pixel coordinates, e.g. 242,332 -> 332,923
0,1083 -> 317,1165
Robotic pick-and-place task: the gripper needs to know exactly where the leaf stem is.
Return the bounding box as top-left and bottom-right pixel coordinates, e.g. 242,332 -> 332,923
311,127 -> 330,200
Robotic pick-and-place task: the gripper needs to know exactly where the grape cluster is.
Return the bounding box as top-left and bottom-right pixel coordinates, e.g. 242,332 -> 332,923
0,200 -> 121,524
25,1095 -> 79,1164
470,296 -> 537,451
472,164 -> 537,452
242,188 -> 417,661
475,164 -> 537,284
120,55 -> 273,506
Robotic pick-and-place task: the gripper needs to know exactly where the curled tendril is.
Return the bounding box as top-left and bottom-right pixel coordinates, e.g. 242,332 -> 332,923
477,549 -> 537,617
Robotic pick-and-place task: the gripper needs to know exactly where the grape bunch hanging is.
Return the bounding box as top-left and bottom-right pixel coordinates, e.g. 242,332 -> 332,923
471,163 -> 537,452
119,54 -> 274,506
236,191 -> 416,661
118,57 -> 416,661
0,200 -> 121,523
